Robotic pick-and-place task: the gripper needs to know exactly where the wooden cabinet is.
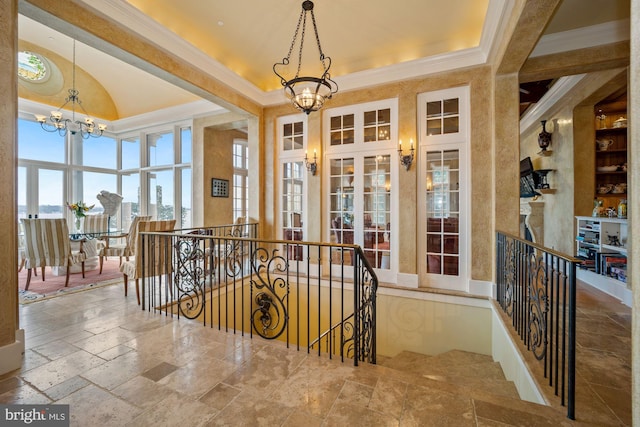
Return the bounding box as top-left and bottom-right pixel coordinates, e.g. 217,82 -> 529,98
594,101 -> 627,205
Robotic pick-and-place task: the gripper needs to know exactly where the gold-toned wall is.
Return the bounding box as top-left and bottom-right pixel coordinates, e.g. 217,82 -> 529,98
193,113 -> 251,227
0,0 -> 18,351
264,66 -> 494,283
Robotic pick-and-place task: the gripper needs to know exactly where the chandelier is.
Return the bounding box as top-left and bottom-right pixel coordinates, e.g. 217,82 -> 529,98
35,40 -> 106,139
273,0 -> 338,114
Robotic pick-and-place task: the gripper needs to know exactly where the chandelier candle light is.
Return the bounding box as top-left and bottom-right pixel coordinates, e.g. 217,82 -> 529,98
273,0 -> 338,114
35,40 -> 107,139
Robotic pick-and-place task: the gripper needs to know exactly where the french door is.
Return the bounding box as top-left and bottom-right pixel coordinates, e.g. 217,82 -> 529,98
327,152 -> 396,282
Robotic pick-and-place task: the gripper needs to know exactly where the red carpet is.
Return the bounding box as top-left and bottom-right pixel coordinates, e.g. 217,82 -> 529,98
18,258 -> 124,303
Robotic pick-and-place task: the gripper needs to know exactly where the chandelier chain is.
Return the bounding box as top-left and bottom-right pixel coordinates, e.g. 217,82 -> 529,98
295,12 -> 307,78
272,0 -> 338,115
284,7 -> 305,65
310,10 -> 325,61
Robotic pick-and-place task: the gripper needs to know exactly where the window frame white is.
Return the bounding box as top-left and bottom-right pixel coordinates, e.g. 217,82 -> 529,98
417,86 -> 471,292
323,99 -> 399,283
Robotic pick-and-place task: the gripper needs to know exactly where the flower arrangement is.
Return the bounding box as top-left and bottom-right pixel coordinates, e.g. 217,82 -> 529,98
67,201 -> 94,231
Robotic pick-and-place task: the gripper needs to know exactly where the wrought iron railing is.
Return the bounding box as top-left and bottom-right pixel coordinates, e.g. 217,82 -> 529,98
138,224 -> 377,366
496,231 -> 579,420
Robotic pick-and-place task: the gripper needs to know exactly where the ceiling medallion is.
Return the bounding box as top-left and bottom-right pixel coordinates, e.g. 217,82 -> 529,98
273,0 -> 338,115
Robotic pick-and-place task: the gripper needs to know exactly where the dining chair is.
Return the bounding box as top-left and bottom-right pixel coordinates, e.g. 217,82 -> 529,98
18,221 -> 27,273
21,218 -> 86,290
100,215 -> 151,273
120,219 -> 176,304
84,213 -> 109,266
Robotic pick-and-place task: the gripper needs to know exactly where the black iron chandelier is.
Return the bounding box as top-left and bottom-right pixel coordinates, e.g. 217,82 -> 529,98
35,40 -> 106,139
273,0 -> 338,114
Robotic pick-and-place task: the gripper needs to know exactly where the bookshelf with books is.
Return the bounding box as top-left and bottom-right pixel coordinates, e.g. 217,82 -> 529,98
575,216 -> 630,305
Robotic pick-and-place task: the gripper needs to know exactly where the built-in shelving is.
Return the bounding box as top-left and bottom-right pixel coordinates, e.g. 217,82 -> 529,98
575,216 -> 628,287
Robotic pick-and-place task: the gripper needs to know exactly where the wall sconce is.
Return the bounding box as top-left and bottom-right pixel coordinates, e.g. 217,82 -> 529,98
305,149 -> 318,175
398,139 -> 414,171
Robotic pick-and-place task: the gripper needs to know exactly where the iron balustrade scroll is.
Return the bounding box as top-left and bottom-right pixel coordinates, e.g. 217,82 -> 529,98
138,225 -> 377,367
496,231 -> 578,420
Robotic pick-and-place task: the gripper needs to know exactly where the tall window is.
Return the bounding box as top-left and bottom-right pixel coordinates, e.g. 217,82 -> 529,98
233,140 -> 248,221
418,86 -> 469,290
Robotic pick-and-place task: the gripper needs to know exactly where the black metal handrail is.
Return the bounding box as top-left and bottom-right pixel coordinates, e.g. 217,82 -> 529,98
496,231 -> 579,420
138,225 -> 377,366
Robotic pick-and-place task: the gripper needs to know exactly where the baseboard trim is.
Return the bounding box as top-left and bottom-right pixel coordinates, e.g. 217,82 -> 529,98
577,269 -> 632,307
0,329 -> 25,376
468,279 -> 495,298
396,273 -> 419,288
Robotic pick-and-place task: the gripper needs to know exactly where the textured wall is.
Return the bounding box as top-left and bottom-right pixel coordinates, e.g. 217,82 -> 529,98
265,66 -> 494,282
0,0 -> 20,372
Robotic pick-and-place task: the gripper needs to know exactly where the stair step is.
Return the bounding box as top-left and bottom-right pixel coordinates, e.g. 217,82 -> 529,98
378,349 -> 518,398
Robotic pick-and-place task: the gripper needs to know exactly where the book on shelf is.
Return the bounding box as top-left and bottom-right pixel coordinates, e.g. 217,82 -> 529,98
599,254 -> 626,276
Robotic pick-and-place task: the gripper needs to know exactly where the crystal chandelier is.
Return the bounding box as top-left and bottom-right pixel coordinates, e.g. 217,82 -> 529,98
273,0 -> 338,114
35,40 -> 107,139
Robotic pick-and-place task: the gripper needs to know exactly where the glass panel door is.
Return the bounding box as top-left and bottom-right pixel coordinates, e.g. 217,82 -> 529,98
425,149 -> 460,276
329,158 -> 355,264
282,161 -> 304,260
363,155 -> 391,269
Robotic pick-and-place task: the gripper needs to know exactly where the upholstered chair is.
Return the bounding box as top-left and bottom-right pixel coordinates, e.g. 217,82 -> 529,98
100,215 -> 151,273
83,213 -> 109,262
120,219 -> 176,304
18,220 -> 27,273
21,218 -> 86,290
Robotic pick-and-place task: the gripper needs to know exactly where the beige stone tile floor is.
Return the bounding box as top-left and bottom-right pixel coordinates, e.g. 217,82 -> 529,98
0,279 -> 631,426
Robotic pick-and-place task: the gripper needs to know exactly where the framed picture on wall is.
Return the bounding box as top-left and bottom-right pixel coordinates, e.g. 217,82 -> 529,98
211,178 -> 229,198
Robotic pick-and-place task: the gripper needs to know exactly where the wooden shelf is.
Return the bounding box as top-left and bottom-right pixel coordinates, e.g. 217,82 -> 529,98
538,188 -> 556,194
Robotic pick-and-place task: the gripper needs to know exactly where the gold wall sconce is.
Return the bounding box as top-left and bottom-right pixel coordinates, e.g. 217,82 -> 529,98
305,150 -> 318,175
398,139 -> 414,171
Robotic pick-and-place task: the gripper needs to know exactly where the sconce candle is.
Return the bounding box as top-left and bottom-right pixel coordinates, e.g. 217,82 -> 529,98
398,139 -> 415,171
304,149 -> 318,176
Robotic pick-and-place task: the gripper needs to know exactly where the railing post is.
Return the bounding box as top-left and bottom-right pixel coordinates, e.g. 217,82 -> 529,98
567,261 -> 576,420
353,252 -> 359,366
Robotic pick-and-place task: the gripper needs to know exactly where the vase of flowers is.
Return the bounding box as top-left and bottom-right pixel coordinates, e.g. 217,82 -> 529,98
67,201 -> 94,233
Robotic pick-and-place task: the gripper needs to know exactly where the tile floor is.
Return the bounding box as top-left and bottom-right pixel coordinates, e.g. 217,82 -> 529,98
0,279 -> 632,426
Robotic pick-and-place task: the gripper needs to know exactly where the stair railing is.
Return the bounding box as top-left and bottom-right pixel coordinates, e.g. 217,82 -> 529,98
496,231 -> 579,420
138,226 -> 377,367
